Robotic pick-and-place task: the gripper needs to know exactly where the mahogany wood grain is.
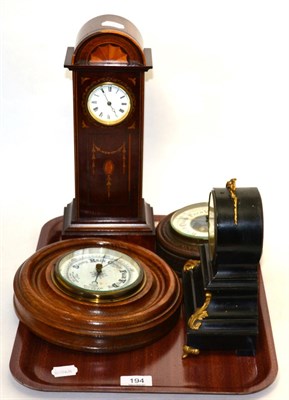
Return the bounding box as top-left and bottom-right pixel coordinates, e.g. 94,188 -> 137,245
63,16 -> 154,236
9,217 -> 278,394
156,212 -> 203,276
13,237 -> 181,353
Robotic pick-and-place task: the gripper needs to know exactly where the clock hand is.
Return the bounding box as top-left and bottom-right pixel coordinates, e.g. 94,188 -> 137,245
110,105 -> 118,117
101,89 -> 112,107
101,88 -> 118,117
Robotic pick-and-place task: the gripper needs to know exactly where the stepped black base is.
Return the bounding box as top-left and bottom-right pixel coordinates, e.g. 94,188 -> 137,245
182,244 -> 258,356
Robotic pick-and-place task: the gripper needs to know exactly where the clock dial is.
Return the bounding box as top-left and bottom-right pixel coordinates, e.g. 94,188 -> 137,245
87,82 -> 131,125
208,193 -> 215,261
54,247 -> 144,301
170,203 -> 208,239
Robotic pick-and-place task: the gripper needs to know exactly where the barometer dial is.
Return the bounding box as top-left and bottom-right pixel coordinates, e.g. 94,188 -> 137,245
54,247 -> 144,301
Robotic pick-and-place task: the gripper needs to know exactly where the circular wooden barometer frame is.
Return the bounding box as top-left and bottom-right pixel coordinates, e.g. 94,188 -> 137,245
13,238 -> 182,353
156,203 -> 208,276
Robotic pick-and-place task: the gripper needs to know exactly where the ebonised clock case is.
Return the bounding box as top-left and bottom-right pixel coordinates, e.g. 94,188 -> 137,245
182,182 -> 263,356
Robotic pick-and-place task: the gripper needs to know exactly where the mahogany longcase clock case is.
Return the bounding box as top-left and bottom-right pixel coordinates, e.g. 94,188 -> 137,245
62,15 -> 155,250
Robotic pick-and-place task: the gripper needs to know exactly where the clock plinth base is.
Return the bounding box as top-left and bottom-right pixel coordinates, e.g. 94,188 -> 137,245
182,244 -> 258,356
62,198 -> 156,251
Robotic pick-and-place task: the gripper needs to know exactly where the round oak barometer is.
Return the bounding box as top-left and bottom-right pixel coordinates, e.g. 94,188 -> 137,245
13,238 -> 181,353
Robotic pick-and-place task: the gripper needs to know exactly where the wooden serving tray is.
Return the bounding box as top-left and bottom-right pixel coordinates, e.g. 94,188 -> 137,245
9,217 -> 278,394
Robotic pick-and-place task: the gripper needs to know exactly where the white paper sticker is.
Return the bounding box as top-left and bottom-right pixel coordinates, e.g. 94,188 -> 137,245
120,375 -> 153,387
51,365 -> 78,378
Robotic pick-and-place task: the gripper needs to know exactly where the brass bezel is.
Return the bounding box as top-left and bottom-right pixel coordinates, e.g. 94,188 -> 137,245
170,202 -> 208,239
53,247 -> 145,303
87,81 -> 131,126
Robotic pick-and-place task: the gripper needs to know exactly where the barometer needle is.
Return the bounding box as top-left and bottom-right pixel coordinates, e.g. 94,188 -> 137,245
94,263 -> 103,283
102,257 -> 122,268
93,255 -> 122,283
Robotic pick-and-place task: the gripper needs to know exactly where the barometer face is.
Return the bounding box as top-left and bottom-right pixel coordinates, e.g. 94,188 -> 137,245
170,203 -> 208,240
87,82 -> 131,125
54,247 -> 144,301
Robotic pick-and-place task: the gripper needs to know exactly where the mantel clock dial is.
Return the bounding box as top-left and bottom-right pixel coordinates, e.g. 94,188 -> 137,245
61,15 -> 155,250
156,203 -> 208,276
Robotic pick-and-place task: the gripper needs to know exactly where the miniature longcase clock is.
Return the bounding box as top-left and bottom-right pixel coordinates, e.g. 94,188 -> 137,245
11,15 -> 182,357
182,179 -> 263,357
61,15 -> 155,250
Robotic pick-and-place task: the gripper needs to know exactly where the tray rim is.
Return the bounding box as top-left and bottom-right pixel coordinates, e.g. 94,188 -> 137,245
9,216 -> 278,395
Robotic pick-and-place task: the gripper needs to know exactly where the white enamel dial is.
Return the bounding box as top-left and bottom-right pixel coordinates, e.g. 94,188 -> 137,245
87,82 -> 131,125
54,247 -> 144,301
170,203 -> 208,239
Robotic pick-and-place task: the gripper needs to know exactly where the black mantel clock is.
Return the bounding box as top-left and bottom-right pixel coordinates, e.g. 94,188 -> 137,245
182,179 -> 263,357
61,15 -> 155,250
